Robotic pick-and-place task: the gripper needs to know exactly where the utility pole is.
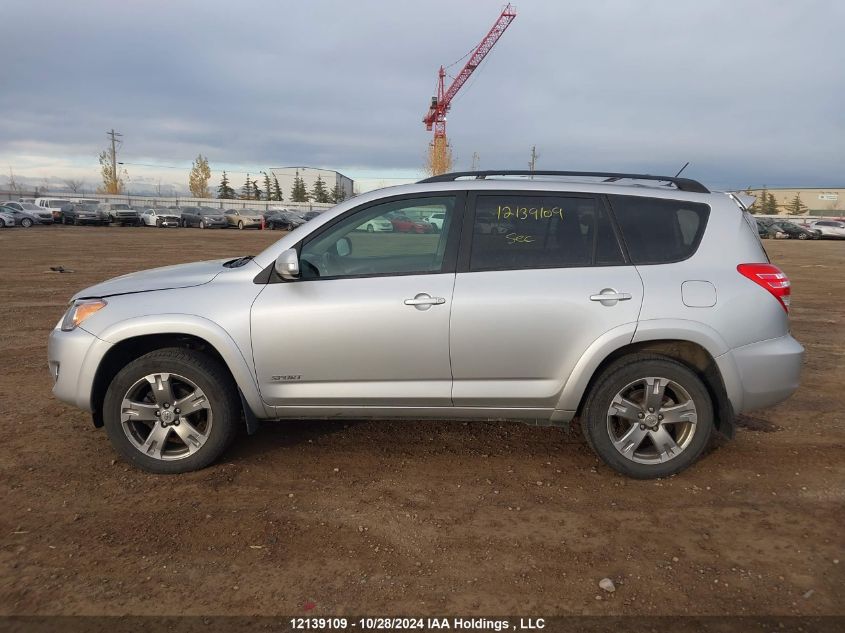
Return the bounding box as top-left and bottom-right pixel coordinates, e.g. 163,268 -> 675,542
107,129 -> 122,189
529,145 -> 539,176
471,152 -> 480,171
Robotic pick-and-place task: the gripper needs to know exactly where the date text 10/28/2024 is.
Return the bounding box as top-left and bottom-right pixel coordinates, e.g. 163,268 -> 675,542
289,617 -> 547,630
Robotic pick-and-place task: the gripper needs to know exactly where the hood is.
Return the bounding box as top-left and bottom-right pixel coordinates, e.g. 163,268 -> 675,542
74,258 -> 229,299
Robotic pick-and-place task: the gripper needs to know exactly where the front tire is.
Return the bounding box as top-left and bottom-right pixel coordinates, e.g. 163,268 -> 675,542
199,220 -> 206,229
103,348 -> 240,474
21,218 -> 33,228
797,233 -> 807,240
238,221 -> 244,230
581,354 -> 714,479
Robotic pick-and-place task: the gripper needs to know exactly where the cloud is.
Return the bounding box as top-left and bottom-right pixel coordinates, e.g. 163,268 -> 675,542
1,0 -> 842,192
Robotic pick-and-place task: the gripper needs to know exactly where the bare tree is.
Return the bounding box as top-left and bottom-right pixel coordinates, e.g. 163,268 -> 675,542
7,167 -> 20,193
63,178 -> 85,194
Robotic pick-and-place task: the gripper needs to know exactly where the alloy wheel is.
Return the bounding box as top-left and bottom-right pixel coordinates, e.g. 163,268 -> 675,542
120,372 -> 213,461
606,376 -> 698,465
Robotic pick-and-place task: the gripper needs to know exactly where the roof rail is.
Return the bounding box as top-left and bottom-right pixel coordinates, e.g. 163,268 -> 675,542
418,170 -> 710,193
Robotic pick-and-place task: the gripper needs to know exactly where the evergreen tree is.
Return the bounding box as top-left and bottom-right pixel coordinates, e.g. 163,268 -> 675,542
252,180 -> 262,201
786,193 -> 808,215
262,172 -> 272,201
217,171 -> 236,199
765,192 -> 779,214
272,174 -> 284,202
329,183 -> 346,204
311,175 -> 329,203
290,172 -> 309,202
241,173 -> 253,200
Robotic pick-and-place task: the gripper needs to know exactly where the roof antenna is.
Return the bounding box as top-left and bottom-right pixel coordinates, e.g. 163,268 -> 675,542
674,161 -> 690,177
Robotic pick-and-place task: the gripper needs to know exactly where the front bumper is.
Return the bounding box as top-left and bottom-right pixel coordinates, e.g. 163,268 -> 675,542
718,334 -> 804,413
48,325 -> 110,411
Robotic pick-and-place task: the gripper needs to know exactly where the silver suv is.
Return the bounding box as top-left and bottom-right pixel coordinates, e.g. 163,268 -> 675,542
47,170 -> 804,478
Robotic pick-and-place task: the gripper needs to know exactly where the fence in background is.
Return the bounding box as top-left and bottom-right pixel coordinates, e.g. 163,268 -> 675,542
0,190 -> 337,214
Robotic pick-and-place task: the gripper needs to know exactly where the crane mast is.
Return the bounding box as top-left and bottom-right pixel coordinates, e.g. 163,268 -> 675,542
423,4 -> 517,176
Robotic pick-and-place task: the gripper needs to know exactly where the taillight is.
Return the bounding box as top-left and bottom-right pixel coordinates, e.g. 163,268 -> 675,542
737,263 -> 791,313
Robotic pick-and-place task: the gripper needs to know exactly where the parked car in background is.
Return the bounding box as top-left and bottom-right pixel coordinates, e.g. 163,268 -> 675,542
356,215 -> 393,232
140,208 -> 181,227
426,211 -> 446,231
63,203 -> 109,226
34,198 -> 72,221
97,203 -> 139,226
224,209 -> 264,229
769,221 -> 820,240
302,211 -> 322,222
809,219 -> 845,239
0,205 -> 40,227
266,211 -> 306,231
264,206 -> 291,220
388,214 -> 434,233
0,210 -> 15,228
181,207 -> 227,229
3,201 -> 54,224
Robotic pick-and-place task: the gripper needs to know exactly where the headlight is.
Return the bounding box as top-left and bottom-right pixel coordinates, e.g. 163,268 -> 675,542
61,299 -> 107,331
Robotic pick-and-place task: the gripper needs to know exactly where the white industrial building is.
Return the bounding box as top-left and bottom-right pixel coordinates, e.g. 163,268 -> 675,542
268,166 -> 354,201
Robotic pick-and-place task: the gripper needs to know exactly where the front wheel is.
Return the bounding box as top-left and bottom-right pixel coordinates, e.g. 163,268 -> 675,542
797,233 -> 807,240
238,221 -> 244,230
103,348 -> 240,474
581,355 -> 714,479
199,220 -> 206,229
21,218 -> 33,228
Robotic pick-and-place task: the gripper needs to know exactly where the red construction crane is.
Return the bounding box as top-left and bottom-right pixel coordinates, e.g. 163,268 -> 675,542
423,3 -> 517,175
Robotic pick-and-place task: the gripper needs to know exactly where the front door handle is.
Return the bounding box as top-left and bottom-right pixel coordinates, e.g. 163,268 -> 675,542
590,289 -> 632,305
404,293 -> 446,310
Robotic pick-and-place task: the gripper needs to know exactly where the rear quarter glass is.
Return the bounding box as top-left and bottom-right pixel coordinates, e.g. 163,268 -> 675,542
608,195 -> 710,265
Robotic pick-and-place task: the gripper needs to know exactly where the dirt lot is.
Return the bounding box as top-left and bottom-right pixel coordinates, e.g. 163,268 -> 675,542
0,226 -> 842,617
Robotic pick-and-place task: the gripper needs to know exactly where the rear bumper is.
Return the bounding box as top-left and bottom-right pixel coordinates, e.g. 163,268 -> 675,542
717,334 -> 804,413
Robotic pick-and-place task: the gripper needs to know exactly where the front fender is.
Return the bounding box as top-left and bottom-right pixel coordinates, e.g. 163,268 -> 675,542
82,313 -> 269,418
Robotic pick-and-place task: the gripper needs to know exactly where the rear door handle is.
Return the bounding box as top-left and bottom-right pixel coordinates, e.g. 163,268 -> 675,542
590,289 -> 632,304
404,293 -> 446,310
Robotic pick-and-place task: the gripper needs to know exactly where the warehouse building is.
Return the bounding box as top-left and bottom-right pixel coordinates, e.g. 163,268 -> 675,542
268,167 -> 353,201
744,187 -> 844,215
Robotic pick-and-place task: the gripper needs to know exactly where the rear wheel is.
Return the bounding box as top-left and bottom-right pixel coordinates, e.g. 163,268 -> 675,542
581,355 -> 714,479
797,232 -> 808,240
21,218 -> 33,228
103,348 -> 240,474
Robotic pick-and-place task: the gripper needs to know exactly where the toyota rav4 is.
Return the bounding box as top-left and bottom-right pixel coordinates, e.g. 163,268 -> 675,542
47,170 -> 804,478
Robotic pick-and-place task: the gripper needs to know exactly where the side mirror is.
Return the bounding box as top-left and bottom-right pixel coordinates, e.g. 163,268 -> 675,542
335,237 -> 352,257
274,248 -> 300,280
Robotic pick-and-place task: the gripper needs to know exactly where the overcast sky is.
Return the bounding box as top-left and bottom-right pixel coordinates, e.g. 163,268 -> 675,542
1,0 -> 842,194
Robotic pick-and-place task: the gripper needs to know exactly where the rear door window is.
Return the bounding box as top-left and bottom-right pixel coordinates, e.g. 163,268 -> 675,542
467,194 -> 625,271
608,195 -> 710,264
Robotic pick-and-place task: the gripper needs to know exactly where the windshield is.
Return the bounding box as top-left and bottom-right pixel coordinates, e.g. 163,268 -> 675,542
200,209 -> 219,216
21,203 -> 41,210
48,200 -> 71,207
112,204 -> 130,210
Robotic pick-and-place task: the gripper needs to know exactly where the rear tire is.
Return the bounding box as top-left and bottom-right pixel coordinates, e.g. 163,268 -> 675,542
103,348 -> 240,474
581,354 -> 714,479
21,218 -> 33,228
